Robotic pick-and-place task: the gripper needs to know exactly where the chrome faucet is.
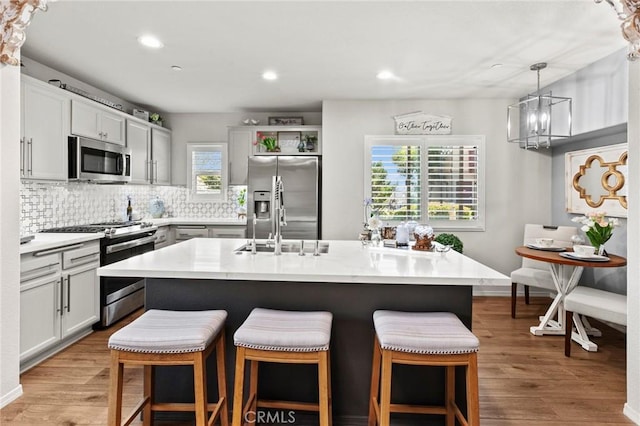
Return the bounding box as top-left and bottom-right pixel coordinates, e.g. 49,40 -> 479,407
273,176 -> 286,256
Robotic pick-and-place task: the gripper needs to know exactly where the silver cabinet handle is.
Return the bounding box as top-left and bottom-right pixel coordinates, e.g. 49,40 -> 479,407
27,138 -> 33,175
106,234 -> 157,254
20,137 -> 24,176
153,161 -> 158,183
66,275 -> 71,313
58,277 -> 64,315
68,252 -> 100,266
34,243 -> 84,257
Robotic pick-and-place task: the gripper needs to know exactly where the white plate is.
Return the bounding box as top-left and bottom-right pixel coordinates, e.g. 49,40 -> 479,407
525,243 -> 566,252
559,252 -> 610,262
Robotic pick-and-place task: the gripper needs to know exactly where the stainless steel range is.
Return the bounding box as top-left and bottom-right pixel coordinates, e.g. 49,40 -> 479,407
41,221 -> 157,327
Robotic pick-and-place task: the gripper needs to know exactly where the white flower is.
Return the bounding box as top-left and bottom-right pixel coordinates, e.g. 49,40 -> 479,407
368,216 -> 381,230
581,225 -> 590,233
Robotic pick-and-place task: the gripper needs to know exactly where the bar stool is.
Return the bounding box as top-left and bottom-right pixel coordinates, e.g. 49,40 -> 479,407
232,308 -> 333,426
107,309 -> 229,426
368,311 -> 480,426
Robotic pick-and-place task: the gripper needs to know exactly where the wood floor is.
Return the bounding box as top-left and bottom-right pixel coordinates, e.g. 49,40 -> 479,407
1,296 -> 631,425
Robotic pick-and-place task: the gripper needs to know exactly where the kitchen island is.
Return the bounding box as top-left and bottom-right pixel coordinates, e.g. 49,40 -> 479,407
98,238 -> 509,425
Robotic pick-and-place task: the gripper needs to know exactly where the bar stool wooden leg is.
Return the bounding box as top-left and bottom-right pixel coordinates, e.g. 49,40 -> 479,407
107,351 -> 123,426
467,353 -> 480,426
216,332 -> 230,426
445,365 -> 455,426
368,336 -> 381,426
248,360 -> 258,416
193,350 -> 208,426
379,349 -> 392,426
318,351 -> 331,426
326,352 -> 333,426
232,346 -> 246,426
143,365 -> 153,426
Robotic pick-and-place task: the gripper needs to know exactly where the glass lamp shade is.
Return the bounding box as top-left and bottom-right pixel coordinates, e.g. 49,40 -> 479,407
507,92 -> 572,149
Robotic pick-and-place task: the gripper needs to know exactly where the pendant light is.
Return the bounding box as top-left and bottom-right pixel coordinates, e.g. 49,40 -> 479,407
507,62 -> 572,149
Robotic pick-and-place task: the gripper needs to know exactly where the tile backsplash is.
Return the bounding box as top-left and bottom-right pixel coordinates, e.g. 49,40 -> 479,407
20,181 -> 246,234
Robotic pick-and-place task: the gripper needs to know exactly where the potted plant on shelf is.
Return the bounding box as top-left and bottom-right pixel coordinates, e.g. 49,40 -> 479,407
236,189 -> 247,219
434,233 -> 463,253
150,113 -> 163,127
260,136 -> 279,152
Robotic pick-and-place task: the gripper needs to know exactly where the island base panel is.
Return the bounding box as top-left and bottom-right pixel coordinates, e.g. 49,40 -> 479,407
145,278 -> 473,425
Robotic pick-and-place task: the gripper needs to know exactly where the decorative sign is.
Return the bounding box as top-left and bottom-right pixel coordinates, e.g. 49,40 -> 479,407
565,143 -> 628,218
393,112 -> 452,135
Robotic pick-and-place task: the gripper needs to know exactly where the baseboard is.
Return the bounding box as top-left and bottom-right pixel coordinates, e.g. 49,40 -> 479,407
0,384 -> 23,409
624,403 -> 640,425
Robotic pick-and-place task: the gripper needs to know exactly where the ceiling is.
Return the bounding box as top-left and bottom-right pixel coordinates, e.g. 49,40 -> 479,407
22,0 -> 627,114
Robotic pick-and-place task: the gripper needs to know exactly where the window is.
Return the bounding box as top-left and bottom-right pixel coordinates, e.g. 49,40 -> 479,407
364,135 -> 485,231
186,143 -> 228,201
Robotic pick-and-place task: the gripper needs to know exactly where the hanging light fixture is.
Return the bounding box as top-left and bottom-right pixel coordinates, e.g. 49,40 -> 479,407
507,62 -> 572,149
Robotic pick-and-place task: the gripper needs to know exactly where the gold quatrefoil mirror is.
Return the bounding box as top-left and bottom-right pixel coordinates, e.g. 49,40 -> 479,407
565,143 -> 628,218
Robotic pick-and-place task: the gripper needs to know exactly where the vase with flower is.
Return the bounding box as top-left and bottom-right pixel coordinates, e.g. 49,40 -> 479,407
254,132 -> 279,152
571,211 -> 619,256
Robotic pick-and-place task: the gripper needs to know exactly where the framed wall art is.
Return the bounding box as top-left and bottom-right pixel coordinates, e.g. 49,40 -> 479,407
565,143 -> 628,218
268,116 -> 304,126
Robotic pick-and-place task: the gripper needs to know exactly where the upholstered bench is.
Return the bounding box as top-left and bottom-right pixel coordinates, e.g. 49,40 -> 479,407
564,286 -> 627,357
369,311 -> 480,426
107,309 -> 229,426
232,308 -> 333,426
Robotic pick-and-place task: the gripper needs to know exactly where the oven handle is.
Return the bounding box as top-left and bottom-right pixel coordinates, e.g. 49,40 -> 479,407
106,235 -> 158,254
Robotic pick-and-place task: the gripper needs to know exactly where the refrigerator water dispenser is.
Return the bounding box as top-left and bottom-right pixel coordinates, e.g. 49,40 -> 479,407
254,191 -> 271,219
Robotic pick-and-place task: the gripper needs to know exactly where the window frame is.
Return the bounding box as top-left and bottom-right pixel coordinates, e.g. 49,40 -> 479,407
186,142 -> 228,202
364,135 -> 485,231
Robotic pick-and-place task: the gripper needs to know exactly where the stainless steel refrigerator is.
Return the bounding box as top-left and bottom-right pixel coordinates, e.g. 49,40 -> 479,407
247,156 -> 320,240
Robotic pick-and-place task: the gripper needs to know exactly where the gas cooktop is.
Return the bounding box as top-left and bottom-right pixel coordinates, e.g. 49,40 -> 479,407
40,221 -> 156,238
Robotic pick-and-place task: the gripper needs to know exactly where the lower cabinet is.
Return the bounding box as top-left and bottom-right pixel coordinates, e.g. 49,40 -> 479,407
174,225 -> 209,241
172,225 -> 247,241
210,226 -> 247,238
155,225 -> 176,249
20,241 -> 100,370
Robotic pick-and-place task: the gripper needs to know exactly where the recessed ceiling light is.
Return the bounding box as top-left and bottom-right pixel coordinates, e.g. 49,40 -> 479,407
171,65 -> 182,71
138,35 -> 164,49
377,70 -> 395,80
262,71 -> 278,81
490,63 -> 503,69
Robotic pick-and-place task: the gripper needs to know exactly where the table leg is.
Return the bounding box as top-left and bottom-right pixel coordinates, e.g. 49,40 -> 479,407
570,312 -> 599,352
530,264 -> 584,336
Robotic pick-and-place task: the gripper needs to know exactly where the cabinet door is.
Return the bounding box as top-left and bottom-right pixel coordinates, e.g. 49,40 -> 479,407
71,100 -> 102,140
151,128 -> 171,185
20,277 -> 62,361
21,79 -> 70,180
127,120 -> 151,183
100,110 -> 126,146
174,226 -> 209,240
229,129 -> 252,185
61,263 -> 99,337
209,226 -> 247,238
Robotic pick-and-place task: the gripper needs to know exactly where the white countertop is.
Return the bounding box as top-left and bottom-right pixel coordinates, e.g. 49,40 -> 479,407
97,238 -> 510,286
20,233 -> 103,255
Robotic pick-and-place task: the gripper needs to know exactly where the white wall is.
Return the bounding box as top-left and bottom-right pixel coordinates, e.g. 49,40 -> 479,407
624,60 -> 640,424
321,99 -> 552,279
0,63 -> 23,407
166,112 -> 321,186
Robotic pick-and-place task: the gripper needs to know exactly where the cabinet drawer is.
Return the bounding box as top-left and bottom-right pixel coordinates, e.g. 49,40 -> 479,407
62,243 -> 100,269
175,227 -> 209,240
20,253 -> 60,283
210,227 -> 246,238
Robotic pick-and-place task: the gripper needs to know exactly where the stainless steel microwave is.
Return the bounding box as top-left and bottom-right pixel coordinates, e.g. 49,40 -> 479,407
68,136 -> 131,183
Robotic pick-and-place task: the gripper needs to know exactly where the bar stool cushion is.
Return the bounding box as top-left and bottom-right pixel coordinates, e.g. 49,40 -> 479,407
234,308 -> 332,352
373,311 -> 479,355
108,309 -> 227,354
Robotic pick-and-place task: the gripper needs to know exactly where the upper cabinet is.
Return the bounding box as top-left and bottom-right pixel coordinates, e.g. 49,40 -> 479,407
251,125 -> 322,156
126,120 -> 151,184
228,128 -> 253,185
228,125 -> 322,185
71,99 -> 126,146
21,76 -> 70,181
151,128 -> 171,185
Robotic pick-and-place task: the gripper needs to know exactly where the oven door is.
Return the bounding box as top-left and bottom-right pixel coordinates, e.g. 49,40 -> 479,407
99,233 -> 156,327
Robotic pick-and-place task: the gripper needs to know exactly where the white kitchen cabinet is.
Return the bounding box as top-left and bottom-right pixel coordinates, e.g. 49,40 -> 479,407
155,225 -> 175,249
174,225 -> 209,241
20,241 -> 100,370
71,99 -> 126,146
210,226 -> 247,238
228,128 -> 252,185
20,76 -> 70,181
151,128 -> 172,185
126,120 -> 151,184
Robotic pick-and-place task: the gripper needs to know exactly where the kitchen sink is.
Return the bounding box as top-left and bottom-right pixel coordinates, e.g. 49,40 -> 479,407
235,241 -> 329,254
